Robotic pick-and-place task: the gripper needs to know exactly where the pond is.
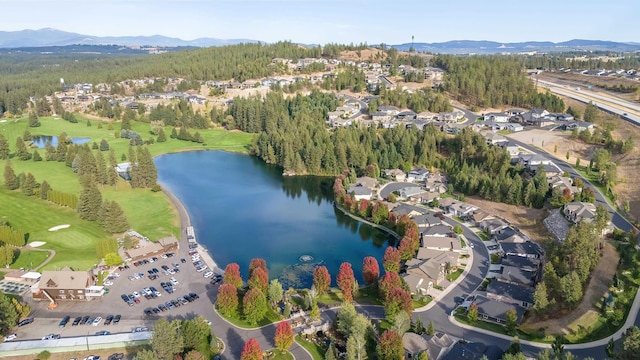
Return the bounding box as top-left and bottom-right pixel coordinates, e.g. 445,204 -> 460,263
155,151 -> 394,288
30,135 -> 92,148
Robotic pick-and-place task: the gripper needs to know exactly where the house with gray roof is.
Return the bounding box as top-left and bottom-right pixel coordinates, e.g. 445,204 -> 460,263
347,184 -> 373,201
497,265 -> 537,286
563,201 -> 597,224
399,186 -> 427,200
424,173 -> 448,193
412,213 -> 443,228
405,249 -> 458,287
402,332 -> 429,359
548,175 -> 579,195
500,241 -> 544,259
479,217 -> 509,236
470,210 -> 492,226
483,112 -> 509,123
473,295 -> 525,325
355,176 -> 378,190
501,254 -> 541,273
481,131 -> 509,146
441,341 -> 504,360
486,280 -> 535,308
421,224 -> 453,237
407,168 -> 429,182
390,203 -> 424,218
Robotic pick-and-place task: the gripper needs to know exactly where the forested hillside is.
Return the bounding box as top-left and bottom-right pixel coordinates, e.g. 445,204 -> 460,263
434,55 -> 565,111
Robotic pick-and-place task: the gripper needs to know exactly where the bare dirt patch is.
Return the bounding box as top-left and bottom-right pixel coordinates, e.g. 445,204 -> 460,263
339,49 -> 388,63
463,196 -> 551,240
521,242 -> 619,335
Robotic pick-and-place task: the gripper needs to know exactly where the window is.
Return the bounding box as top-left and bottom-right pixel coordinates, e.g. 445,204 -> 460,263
59,290 -> 65,294
78,290 -> 83,294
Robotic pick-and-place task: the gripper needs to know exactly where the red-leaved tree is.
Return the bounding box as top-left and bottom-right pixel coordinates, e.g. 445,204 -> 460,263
398,237 -> 415,262
377,330 -> 404,360
337,262 -> 355,302
379,272 -> 404,301
240,338 -> 262,360
383,246 -> 401,273
248,266 -> 269,294
223,263 -> 243,289
216,283 -> 239,317
274,321 -> 294,353
384,288 -> 413,320
249,258 -> 267,277
313,266 -> 331,294
362,256 -> 380,285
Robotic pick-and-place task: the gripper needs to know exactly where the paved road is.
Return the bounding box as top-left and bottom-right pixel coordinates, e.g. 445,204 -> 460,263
535,78 -> 640,126
338,93 -> 368,120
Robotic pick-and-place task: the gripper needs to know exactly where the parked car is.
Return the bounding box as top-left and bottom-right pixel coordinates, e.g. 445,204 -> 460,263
95,331 -> 111,336
17,318 -> 34,327
83,356 -> 100,360
79,316 -> 90,325
42,334 -> 61,340
4,334 -> 17,341
107,353 -> 124,360
112,315 -> 121,325
104,315 -> 114,325
203,270 -> 214,278
59,315 -> 71,327
72,317 -> 82,326
92,316 -> 103,326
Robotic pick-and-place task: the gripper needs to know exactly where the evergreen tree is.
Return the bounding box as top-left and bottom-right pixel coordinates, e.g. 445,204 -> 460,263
28,111 -> 41,127
0,134 -> 9,160
32,150 -> 42,161
4,162 -> 18,190
40,180 -> 51,200
98,200 -> 129,233
21,173 -> 36,196
157,128 -> 167,142
95,150 -> 108,185
77,175 -> 102,221
15,137 -> 30,160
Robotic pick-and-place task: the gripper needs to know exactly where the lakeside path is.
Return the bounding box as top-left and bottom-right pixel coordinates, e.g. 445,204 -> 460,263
160,183 -> 312,360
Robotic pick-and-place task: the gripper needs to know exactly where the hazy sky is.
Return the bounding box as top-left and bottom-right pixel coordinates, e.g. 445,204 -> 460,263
2,0 -> 637,44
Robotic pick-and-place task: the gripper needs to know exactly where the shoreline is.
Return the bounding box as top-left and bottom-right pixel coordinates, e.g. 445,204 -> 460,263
160,183 -> 225,275
333,201 -> 402,240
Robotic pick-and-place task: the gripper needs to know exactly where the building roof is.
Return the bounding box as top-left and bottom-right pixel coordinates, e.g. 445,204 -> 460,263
125,242 -> 164,259
420,236 -> 462,252
402,332 -> 429,355
158,235 -> 178,248
498,265 -> 536,286
470,210 -> 492,223
355,176 -> 378,189
474,295 -> 525,324
486,280 -> 535,305
348,184 -> 373,196
22,272 -> 42,280
502,254 -> 540,271
408,168 -> 429,176
412,213 -> 443,227
421,224 -> 452,237
39,271 -> 91,290
501,242 -> 544,257
4,270 -> 27,280
441,341 -> 503,360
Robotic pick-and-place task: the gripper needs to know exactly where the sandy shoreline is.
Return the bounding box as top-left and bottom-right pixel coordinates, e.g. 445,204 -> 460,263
160,183 -> 225,275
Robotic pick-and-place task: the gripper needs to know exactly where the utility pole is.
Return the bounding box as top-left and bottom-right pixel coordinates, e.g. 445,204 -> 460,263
411,35 -> 415,52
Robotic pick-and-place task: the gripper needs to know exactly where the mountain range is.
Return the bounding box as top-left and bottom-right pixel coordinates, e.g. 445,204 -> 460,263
1,28 -> 639,54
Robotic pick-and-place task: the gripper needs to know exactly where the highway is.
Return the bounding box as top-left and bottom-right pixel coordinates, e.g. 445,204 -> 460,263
535,78 -> 640,126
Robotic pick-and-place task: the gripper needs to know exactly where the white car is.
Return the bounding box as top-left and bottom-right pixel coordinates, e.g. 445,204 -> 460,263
92,317 -> 102,326
132,291 -> 140,298
112,273 -> 120,278
161,254 -> 168,259
196,266 -> 208,273
104,281 -> 114,286
203,271 -> 214,278
469,243 -> 475,249
170,277 -> 179,285
4,334 -> 17,341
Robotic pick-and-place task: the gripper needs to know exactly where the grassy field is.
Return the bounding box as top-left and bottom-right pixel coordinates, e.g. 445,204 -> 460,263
11,249 -> 50,270
267,350 -> 294,360
0,115 -> 255,270
295,336 -> 324,360
445,268 -> 464,282
0,188 -> 106,270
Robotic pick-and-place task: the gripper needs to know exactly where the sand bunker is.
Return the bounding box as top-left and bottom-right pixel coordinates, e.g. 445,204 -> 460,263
29,241 -> 46,248
48,224 -> 70,231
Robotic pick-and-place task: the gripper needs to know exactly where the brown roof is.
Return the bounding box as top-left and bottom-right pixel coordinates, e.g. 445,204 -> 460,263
4,270 -> 27,280
39,271 -> 91,290
126,242 -> 164,259
158,235 -> 178,248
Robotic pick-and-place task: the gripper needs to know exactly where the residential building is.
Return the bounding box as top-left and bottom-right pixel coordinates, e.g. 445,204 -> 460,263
500,241 -> 544,259
419,236 -> 463,253
479,218 -> 509,236
548,175 -> 579,195
473,295 -> 525,325
407,168 -> 429,182
421,224 -> 453,237
402,332 -> 429,359
563,202 -> 597,223
383,168 -> 406,182
441,341 -> 504,360
485,280 -> 535,308
496,265 -> 537,286
483,112 -> 509,123
347,184 -> 373,201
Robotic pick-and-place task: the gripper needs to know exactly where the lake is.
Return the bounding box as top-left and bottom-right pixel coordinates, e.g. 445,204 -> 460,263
155,151 -> 394,288
31,135 -> 92,148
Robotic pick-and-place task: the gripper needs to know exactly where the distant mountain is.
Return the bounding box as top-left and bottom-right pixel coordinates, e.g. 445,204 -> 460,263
0,28 -> 259,48
392,39 -> 640,54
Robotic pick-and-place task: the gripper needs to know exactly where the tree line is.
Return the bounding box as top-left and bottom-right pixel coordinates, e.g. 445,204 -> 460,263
433,55 -> 565,111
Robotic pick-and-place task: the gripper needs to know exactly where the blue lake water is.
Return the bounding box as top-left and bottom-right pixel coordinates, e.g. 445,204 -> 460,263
155,151 -> 394,288
31,135 -> 92,148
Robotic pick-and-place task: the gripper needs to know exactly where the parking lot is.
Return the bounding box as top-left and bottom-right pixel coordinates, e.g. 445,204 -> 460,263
12,247 -> 221,342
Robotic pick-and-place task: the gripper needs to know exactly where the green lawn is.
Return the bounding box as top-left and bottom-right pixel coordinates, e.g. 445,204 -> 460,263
477,232 -> 490,241
491,254 -> 502,264
0,188 -> 106,270
267,350 -> 294,360
10,249 -> 50,270
446,268 -> 464,282
0,115 -> 255,269
216,302 -> 282,329
412,296 -> 432,309
295,336 -> 324,360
